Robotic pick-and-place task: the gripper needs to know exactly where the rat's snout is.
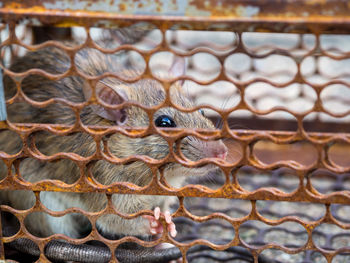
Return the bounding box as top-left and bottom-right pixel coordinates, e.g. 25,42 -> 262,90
180,137 -> 228,161
205,140 -> 228,160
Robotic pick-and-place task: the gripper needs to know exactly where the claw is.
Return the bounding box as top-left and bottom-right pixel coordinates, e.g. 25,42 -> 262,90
164,211 -> 171,224
143,207 -> 177,237
169,222 -> 177,237
151,220 -> 158,228
154,207 -> 161,220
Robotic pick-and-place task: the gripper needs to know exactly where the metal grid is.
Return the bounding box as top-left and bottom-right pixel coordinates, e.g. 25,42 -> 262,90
0,1 -> 350,262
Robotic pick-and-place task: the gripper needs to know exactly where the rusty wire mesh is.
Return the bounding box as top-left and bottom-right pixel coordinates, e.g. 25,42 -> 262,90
1,2 -> 350,263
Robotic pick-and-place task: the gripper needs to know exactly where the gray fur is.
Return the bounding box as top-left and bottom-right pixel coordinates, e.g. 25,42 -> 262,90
0,44 -> 226,239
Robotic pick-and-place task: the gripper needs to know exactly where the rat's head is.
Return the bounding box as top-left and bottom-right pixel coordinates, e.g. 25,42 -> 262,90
84,57 -> 227,186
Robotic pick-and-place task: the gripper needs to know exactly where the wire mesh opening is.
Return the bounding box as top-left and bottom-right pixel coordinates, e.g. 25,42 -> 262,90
0,2 -> 350,263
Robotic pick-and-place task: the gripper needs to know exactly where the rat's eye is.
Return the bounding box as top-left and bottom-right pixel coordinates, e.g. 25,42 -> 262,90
199,109 -> 205,116
155,115 -> 176,128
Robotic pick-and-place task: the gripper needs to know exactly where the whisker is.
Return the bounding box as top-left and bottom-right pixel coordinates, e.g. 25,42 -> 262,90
215,89 -> 238,129
215,117 -> 223,129
228,123 -> 250,130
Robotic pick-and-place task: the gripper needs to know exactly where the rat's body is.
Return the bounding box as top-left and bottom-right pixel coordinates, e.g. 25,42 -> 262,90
0,44 -> 227,239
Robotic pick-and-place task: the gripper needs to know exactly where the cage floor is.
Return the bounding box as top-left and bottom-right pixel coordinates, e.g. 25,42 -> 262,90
173,167 -> 350,263
2,167 -> 350,262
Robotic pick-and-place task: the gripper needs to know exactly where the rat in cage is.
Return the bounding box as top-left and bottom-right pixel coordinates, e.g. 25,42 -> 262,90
0,28 -> 228,245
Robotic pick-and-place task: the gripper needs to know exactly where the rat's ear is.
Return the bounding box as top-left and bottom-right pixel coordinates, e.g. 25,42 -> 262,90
84,81 -> 128,125
169,56 -> 186,84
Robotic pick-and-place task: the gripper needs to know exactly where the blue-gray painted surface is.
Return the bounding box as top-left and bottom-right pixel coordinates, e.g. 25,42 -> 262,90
0,70 -> 7,121
42,0 -> 206,16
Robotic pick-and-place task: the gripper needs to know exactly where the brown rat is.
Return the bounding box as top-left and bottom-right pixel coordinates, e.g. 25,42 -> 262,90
0,43 -> 227,240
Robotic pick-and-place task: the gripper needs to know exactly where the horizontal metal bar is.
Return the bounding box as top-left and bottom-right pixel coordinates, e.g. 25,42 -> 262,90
0,0 -> 350,33
1,0 -> 350,19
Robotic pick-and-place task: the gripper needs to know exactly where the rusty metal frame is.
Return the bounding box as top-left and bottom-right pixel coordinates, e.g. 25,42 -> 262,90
0,1 -> 350,263
1,0 -> 350,33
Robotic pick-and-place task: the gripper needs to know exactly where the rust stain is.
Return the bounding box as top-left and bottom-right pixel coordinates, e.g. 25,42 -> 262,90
119,3 -> 126,12
0,0 -> 349,20
0,0 -> 350,262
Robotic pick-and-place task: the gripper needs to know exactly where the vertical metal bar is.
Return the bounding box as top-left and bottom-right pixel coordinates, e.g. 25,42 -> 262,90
0,69 -> 6,121
0,66 -> 6,260
0,208 -> 5,261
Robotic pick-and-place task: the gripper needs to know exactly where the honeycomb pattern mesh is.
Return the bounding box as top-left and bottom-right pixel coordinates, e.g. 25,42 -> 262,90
0,14 -> 350,263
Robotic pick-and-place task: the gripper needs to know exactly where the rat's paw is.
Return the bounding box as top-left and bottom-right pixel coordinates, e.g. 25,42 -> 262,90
143,212 -> 163,235
143,207 -> 177,237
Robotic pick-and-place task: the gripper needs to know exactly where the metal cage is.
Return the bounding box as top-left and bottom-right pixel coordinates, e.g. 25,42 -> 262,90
1,1 -> 350,262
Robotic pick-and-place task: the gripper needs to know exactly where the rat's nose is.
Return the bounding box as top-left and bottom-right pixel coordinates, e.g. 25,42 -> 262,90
215,151 -> 227,160
208,140 -> 228,160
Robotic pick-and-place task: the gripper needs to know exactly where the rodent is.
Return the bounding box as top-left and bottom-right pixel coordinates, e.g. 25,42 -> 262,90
0,42 -> 228,240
